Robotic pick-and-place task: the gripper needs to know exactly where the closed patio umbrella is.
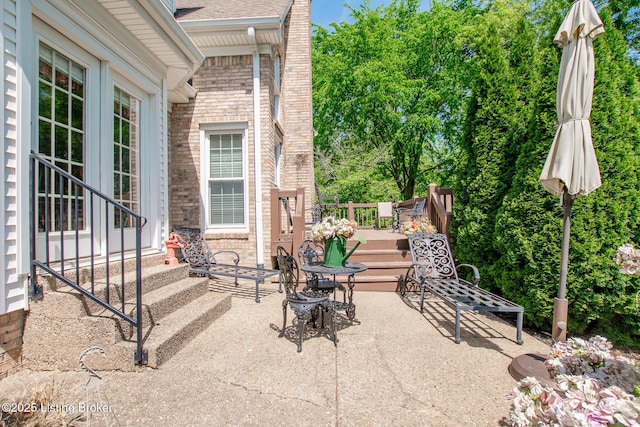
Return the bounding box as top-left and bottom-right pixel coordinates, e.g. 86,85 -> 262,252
539,0 -> 604,342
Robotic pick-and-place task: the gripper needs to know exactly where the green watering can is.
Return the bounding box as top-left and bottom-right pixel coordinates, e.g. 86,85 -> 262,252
323,236 -> 367,268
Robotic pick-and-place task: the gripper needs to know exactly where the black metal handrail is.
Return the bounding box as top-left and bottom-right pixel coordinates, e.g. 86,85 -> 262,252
29,151 -> 148,365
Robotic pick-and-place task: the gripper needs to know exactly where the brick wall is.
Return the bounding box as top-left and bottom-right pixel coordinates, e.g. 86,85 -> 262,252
168,1 -> 314,266
0,310 -> 24,379
281,0 -> 315,210
169,55 -> 275,265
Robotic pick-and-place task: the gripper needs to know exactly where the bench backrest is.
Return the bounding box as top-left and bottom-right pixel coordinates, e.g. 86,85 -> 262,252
171,227 -> 216,269
412,199 -> 426,216
407,233 -> 458,281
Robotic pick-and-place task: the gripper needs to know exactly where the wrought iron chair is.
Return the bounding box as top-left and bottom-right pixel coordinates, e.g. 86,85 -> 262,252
392,198 -> 426,232
297,239 -> 347,302
276,246 -> 337,352
400,233 -> 523,344
314,183 -> 340,221
376,202 -> 394,229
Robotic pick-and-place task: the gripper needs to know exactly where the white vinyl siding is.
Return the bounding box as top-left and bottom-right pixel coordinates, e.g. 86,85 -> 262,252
1,0 -> 27,313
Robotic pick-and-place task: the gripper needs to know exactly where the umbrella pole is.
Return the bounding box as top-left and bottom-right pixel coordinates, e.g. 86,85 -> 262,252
552,190 -> 573,342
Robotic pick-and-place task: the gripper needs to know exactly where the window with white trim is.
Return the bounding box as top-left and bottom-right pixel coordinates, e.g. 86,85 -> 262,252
206,132 -> 246,227
37,42 -> 86,232
113,87 -> 140,228
273,56 -> 281,122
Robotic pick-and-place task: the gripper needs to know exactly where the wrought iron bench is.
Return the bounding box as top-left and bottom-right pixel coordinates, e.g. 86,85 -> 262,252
400,233 -> 523,344
169,228 -> 280,302
393,198 -> 426,232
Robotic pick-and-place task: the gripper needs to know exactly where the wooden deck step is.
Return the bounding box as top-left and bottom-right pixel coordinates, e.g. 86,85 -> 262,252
338,229 -> 412,291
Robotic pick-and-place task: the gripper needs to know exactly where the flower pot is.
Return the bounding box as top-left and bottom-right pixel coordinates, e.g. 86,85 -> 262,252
324,237 -> 347,267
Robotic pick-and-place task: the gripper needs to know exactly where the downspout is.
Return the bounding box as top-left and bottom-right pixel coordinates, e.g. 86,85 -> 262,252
248,27 -> 265,268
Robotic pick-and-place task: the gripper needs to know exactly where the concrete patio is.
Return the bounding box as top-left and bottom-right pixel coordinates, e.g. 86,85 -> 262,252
1,282 -> 550,426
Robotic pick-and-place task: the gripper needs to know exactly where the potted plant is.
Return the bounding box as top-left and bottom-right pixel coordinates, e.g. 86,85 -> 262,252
400,217 -> 437,235
311,216 -> 365,267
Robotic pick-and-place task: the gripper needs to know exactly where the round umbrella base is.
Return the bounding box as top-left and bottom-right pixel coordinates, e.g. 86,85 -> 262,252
509,353 -> 555,388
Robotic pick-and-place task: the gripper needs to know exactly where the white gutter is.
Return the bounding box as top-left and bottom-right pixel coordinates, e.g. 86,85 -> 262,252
248,27 -> 265,268
180,16 -> 282,32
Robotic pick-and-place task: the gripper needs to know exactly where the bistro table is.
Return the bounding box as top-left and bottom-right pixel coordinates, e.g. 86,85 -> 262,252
299,261 -> 367,320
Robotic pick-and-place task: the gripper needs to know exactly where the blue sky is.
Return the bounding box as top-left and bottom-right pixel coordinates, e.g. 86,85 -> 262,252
311,1 -> 430,29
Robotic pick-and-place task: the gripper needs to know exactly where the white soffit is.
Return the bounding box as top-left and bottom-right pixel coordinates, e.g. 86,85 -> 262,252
180,17 -> 283,55
98,0 -> 204,89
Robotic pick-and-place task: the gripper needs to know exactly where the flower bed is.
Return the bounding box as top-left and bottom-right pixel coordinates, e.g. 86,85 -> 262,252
508,336 -> 640,426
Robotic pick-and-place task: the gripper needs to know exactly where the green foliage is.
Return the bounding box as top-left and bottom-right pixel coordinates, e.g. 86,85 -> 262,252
491,5 -> 640,347
492,38 -> 562,330
312,0 -> 640,348
312,0 -> 472,201
453,0 -> 538,291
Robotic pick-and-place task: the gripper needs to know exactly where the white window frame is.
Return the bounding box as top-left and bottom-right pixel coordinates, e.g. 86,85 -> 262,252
34,17 -> 161,255
274,143 -> 282,187
273,55 -> 281,123
109,72 -> 152,219
34,21 -> 101,204
200,123 -> 249,232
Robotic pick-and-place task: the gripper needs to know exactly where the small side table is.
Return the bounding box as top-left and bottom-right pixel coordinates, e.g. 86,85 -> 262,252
300,261 -> 367,320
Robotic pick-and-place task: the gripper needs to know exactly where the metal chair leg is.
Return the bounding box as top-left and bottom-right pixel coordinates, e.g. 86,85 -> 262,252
297,314 -> 306,352
279,301 -> 288,338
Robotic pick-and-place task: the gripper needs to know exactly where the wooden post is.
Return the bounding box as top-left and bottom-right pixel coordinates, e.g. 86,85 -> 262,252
427,183 -> 437,222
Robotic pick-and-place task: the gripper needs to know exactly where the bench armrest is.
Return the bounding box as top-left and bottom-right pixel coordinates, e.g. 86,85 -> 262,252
407,263 -> 430,283
394,207 -> 414,216
456,263 -> 480,286
212,250 -> 240,266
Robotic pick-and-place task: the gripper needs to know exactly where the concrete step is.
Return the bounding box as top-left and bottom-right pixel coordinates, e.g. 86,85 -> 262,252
24,254 -> 234,371
144,291 -> 232,367
116,276 -> 210,339
82,264 -> 191,314
41,252 -> 168,291
21,294 -> 133,371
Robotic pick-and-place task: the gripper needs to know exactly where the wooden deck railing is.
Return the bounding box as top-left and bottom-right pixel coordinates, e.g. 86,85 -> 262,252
426,183 -> 453,236
270,187 -> 306,258
270,184 -> 453,258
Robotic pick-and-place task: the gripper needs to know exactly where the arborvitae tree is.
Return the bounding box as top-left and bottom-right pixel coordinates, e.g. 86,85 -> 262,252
492,35 -> 564,331
563,8 -> 640,345
493,5 -> 640,347
452,1 -> 538,292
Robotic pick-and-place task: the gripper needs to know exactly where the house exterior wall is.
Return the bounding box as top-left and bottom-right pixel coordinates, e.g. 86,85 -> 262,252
0,0 -> 202,377
281,0 -> 315,213
0,0 -> 24,363
169,0 -> 314,265
0,310 -> 24,378
169,54 -> 277,265
1,0 -> 28,316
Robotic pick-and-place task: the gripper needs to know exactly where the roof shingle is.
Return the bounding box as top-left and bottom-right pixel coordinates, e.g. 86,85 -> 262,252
175,0 -> 292,21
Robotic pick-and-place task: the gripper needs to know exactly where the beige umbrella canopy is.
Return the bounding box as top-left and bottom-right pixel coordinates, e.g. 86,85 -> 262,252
539,0 -> 604,342
540,0 -> 604,197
